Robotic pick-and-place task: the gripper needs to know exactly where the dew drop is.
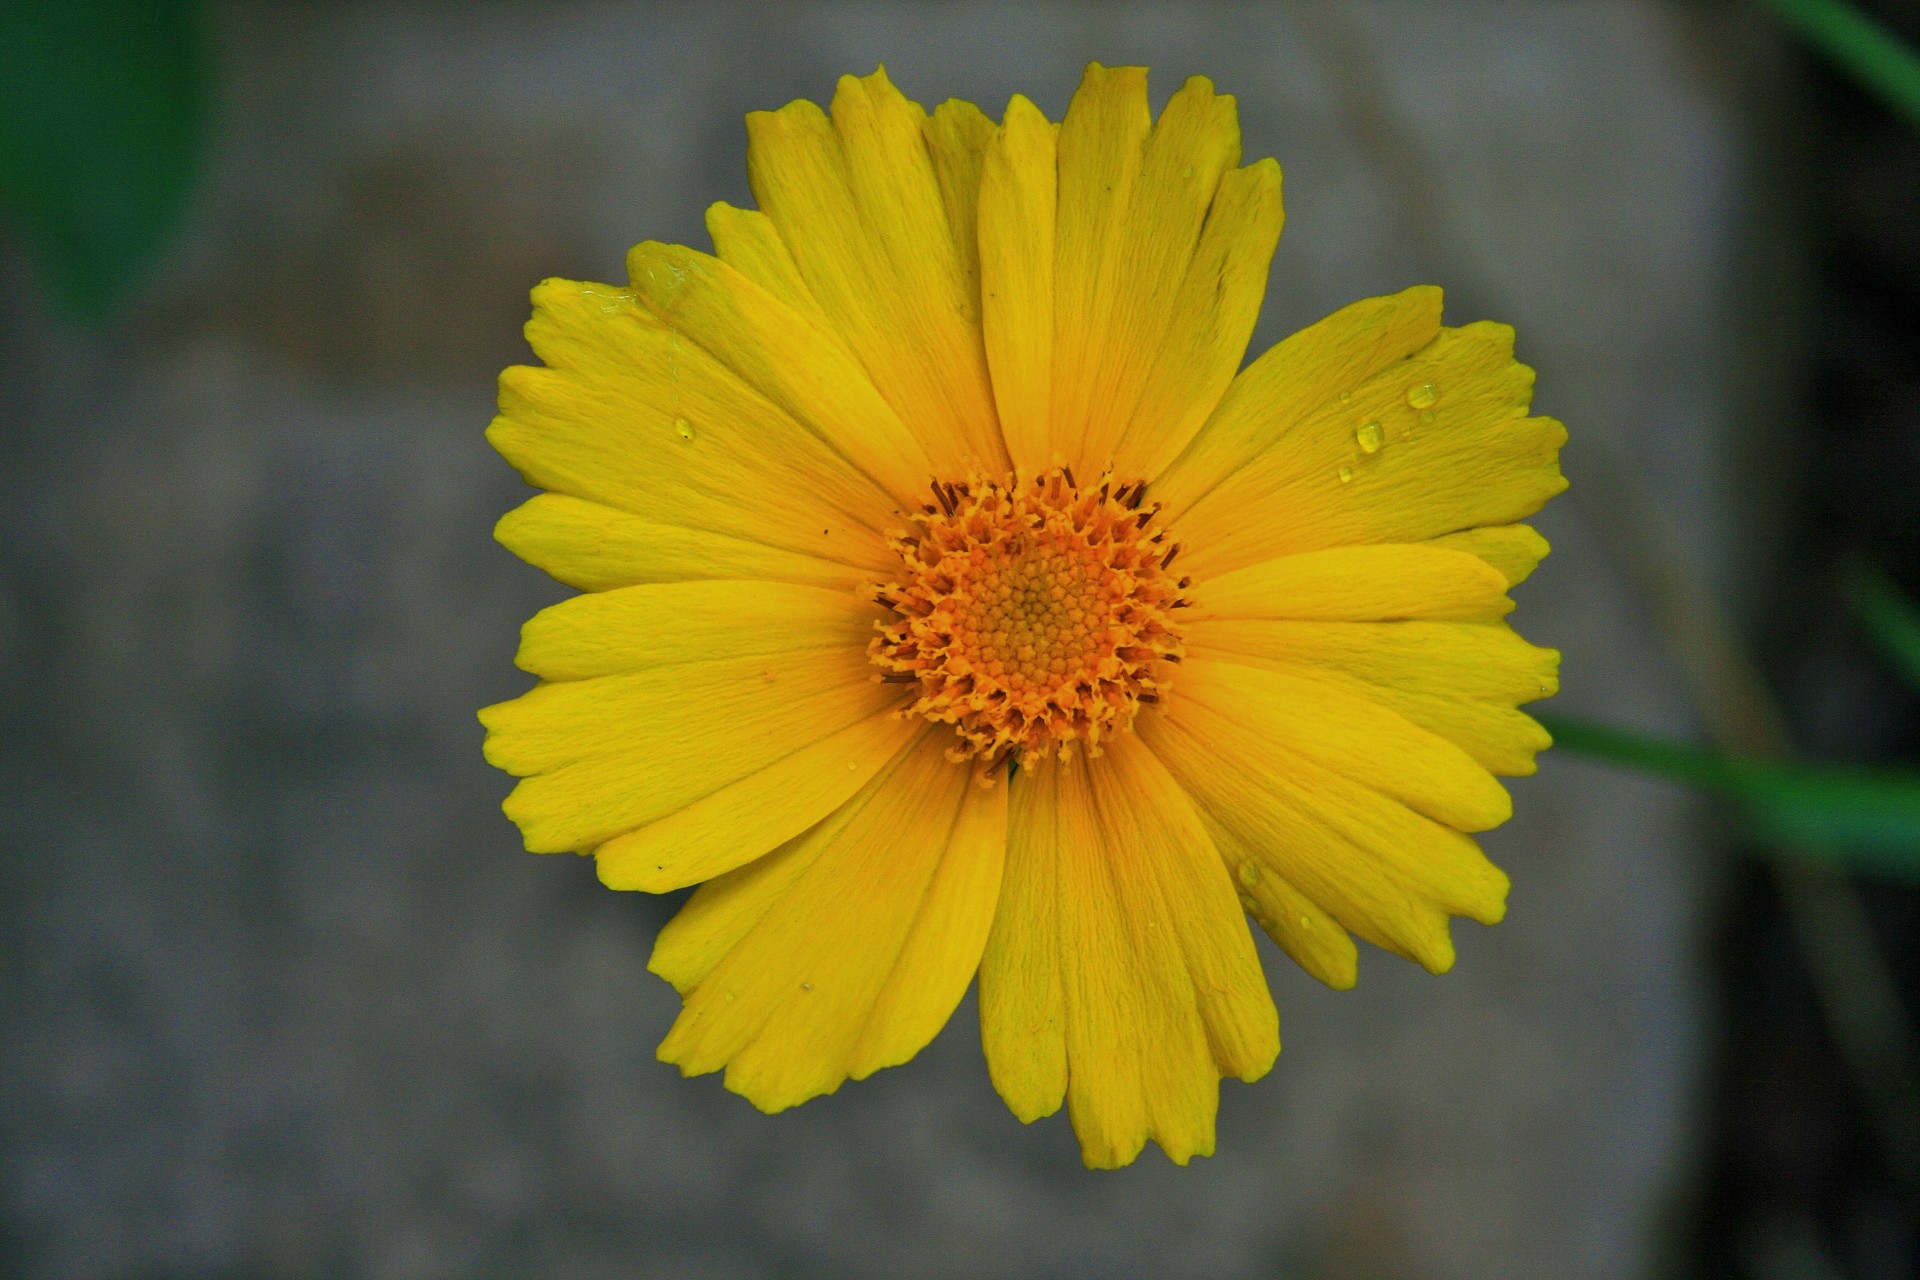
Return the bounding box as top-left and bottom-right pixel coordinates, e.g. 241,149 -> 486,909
1419,409 -> 1436,423
1338,391 -> 1353,403
1337,465 -> 1353,484
1356,421 -> 1384,454
801,981 -> 814,991
1298,914 -> 1312,928
1406,382 -> 1437,409
1182,163 -> 1195,178
1237,861 -> 1263,888
1238,891 -> 1259,913
674,416 -> 695,441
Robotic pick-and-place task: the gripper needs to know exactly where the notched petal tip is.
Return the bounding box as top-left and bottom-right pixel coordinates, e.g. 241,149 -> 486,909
489,499 -> 531,551
594,849 -> 660,892
1243,153 -> 1283,194
500,783 -> 580,855
1078,59 -> 1149,78
1416,929 -> 1458,976
743,96 -> 833,159
1318,960 -> 1359,993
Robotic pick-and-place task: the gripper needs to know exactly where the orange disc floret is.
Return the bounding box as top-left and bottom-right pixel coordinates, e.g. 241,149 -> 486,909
870,468 -> 1190,769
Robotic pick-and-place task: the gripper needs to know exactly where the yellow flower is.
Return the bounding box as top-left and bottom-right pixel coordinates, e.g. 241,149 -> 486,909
480,64 -> 1565,1169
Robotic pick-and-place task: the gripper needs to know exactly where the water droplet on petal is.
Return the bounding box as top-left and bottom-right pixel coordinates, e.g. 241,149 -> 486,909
1338,391 -> 1353,403
1337,465 -> 1353,484
801,981 -> 813,991
1299,914 -> 1312,929
1237,861 -> 1263,888
675,417 -> 695,441
1406,382 -> 1437,409
1356,421 -> 1384,454
1238,891 -> 1260,913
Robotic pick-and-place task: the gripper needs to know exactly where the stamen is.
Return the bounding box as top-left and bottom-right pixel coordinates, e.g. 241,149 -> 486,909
868,468 -> 1190,766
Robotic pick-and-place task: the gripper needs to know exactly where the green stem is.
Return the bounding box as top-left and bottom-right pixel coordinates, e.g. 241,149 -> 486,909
1844,555 -> 1920,691
1762,0 -> 1920,130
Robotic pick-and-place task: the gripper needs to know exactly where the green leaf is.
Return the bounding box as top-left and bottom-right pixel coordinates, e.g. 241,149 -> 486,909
1761,0 -> 1920,132
0,0 -> 208,323
1539,712 -> 1920,880
1844,556 -> 1920,693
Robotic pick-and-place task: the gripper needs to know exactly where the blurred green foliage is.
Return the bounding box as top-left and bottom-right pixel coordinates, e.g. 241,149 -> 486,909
1539,715 -> 1920,879
1544,560 -> 1920,879
1763,0 -> 1920,129
0,0 -> 208,323
1846,556 -> 1920,692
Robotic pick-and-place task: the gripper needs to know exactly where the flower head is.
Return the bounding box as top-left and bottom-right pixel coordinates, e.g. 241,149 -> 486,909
481,64 -> 1565,1168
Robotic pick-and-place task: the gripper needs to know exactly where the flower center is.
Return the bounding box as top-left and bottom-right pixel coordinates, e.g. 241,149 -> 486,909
870,469 -> 1190,770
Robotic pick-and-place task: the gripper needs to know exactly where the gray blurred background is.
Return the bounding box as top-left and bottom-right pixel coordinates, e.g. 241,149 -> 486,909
0,1 -> 1869,1277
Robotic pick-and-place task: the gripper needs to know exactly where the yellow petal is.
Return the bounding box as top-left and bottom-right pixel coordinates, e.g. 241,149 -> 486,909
1207,819 -> 1357,990
1154,285 -> 1444,514
1143,670 -> 1513,973
979,735 -> 1277,1168
481,646 -> 900,851
596,706 -> 923,892
704,202 -> 832,326
1176,656 -> 1512,831
1193,544 -> 1514,623
625,243 -> 936,509
1049,64 -> 1151,467
503,580 -> 917,893
649,810 -> 838,996
1172,320 -> 1567,578
495,493 -> 878,593
1186,616 -> 1560,775
849,757 -> 1007,1078
921,97 -> 997,319
490,279 -> 903,560
972,749 -> 1067,1126
1110,157 -> 1283,480
1428,522 -> 1551,587
1090,735 -> 1279,1085
515,580 -> 879,680
978,94 -> 1057,475
1142,708 -> 1452,972
654,730 -> 1008,1110
1055,70 -> 1259,471
746,70 -> 1005,471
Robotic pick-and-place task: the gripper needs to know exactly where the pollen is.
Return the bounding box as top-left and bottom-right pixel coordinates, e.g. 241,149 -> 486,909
870,469 -> 1190,770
